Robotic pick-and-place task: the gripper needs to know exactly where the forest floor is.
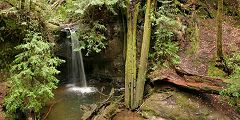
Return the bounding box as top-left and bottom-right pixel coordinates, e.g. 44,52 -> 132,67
179,16 -> 240,76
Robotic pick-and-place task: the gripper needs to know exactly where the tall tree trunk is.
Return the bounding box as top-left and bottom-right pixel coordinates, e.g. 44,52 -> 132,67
125,0 -> 139,109
134,0 -> 153,109
217,0 -> 223,61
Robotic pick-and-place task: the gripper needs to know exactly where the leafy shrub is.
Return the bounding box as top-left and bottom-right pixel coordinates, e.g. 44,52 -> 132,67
4,31 -> 64,118
220,52 -> 240,112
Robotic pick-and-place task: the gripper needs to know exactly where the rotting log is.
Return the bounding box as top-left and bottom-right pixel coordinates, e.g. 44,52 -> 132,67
149,68 -> 226,94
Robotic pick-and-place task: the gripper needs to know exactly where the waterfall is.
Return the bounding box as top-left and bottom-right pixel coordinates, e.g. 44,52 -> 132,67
67,29 -> 87,87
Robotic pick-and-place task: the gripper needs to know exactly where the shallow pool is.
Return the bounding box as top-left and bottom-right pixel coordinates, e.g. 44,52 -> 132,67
43,83 -> 112,120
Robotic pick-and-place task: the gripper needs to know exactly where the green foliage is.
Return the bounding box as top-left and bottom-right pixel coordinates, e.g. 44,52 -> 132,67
186,24 -> 200,55
68,0 -> 124,56
66,0 -> 123,16
149,0 -> 181,69
0,42 -> 16,71
45,0 -> 124,56
77,22 -> 107,56
220,52 -> 240,112
46,0 -> 124,23
150,29 -> 180,67
4,31 -> 64,117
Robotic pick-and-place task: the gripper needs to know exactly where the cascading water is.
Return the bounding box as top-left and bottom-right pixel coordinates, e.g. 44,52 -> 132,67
68,29 -> 87,87
65,27 -> 96,93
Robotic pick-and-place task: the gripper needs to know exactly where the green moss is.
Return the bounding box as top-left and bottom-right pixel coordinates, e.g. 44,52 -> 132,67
140,91 -> 219,120
175,92 -> 196,109
141,110 -> 158,118
207,61 -> 227,78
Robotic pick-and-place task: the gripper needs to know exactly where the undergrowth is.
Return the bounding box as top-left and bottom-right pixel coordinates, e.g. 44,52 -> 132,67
220,52 -> 240,112
149,0 -> 181,70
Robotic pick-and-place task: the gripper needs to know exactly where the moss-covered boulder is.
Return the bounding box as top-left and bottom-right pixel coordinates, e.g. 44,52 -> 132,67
140,91 -> 230,120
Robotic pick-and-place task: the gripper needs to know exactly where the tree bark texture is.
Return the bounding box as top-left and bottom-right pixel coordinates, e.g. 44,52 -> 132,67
124,0 -> 139,109
217,0 -> 223,61
134,0 -> 152,109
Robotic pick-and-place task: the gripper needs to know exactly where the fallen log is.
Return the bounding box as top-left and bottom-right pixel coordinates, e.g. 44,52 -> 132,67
149,68 -> 226,94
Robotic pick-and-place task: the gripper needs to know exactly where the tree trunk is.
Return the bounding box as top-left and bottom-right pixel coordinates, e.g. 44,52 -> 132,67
217,0 -> 223,61
134,0 -> 153,109
124,0 -> 139,109
121,8 -> 127,62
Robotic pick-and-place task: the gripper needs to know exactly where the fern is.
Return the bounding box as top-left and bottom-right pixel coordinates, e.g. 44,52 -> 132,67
149,0 -> 181,69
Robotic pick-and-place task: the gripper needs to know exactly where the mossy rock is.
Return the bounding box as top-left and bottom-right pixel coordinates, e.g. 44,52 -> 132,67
207,61 -> 227,78
140,91 -> 230,120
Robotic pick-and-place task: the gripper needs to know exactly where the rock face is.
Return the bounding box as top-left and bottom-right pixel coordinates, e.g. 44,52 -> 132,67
140,90 -> 231,120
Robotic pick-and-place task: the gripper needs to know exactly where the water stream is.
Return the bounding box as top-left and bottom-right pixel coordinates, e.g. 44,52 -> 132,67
67,29 -> 87,87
